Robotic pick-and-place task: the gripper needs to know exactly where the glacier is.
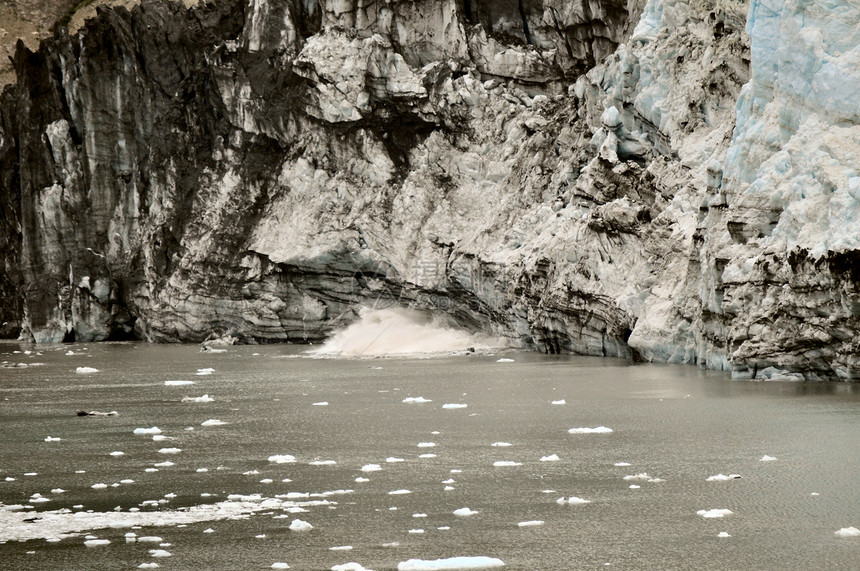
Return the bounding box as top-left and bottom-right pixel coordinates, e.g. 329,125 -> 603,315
0,0 -> 857,380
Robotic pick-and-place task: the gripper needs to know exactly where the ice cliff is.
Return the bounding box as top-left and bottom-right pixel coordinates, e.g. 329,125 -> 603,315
0,0 -> 858,380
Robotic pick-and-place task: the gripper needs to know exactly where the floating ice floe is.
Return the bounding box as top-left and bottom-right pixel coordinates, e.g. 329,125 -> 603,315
355,477 -> 370,483
149,549 -> 171,557
386,457 -> 405,463
419,454 -> 436,459
271,564 -> 290,569
165,380 -> 194,386
493,461 -> 521,467
361,464 -> 382,472
201,419 -> 226,427
138,563 -> 159,568
518,521 -> 544,527
568,426 -> 613,434
331,563 -> 371,571
152,435 -> 170,441
408,529 -> 424,534
557,497 -> 590,505
84,538 -> 109,547
388,490 -> 411,495
697,509 -> 733,518
309,460 -> 336,466
154,461 -> 174,467
182,395 -> 214,403
835,527 -> 860,538
329,545 -> 353,551
91,483 -> 108,490
158,448 -> 181,454
718,532 -> 731,538
453,508 -> 478,517
137,536 -> 163,543
417,442 -> 436,448
134,427 -> 162,435
402,397 -> 432,404
540,454 -> 559,462
51,489 -> 65,494
491,442 -> 512,447
269,455 -> 296,464
623,473 -> 664,483
313,402 -> 329,406
44,436 -> 61,442
614,462 -> 631,467
110,451 -> 125,456
76,367 -> 99,374
442,404 -> 468,409
706,474 -> 741,481
759,455 -> 777,462
260,479 -> 272,484
196,368 -> 215,376
496,358 -> 515,363
289,519 -> 313,532
397,556 -> 505,570
550,400 -> 566,405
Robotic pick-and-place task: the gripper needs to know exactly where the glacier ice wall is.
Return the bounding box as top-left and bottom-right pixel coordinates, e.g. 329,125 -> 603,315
0,0 -> 858,379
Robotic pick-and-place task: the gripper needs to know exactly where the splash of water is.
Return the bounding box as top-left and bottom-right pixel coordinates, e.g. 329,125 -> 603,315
311,307 -> 509,357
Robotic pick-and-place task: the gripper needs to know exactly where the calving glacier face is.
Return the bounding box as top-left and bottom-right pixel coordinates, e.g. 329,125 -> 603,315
0,0 -> 857,379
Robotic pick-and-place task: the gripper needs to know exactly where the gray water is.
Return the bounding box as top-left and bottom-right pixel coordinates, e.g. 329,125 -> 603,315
1,342 -> 859,570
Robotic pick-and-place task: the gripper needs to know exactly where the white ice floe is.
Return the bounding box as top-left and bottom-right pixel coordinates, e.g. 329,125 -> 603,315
200,419 -> 226,427
397,556 -> 505,570
834,527 -> 860,538
613,462 -> 631,467
196,368 -> 215,376
490,442 -> 511,447
442,404 -> 468,409
44,436 -> 61,442
355,477 -> 369,483
697,509 -> 733,518
408,529 -> 424,534
419,454 -> 437,459
271,564 -> 290,569
260,479 -> 272,484
164,380 -> 194,386
84,538 -> 109,547
158,448 -> 181,454
550,400 -> 566,405
91,483 -> 108,490
289,519 -> 313,532
386,458 -> 405,463
137,536 -> 163,543
76,367 -> 99,374
453,508 -> 478,517
268,455 -> 296,464
413,514 -> 427,518
134,427 -> 162,435
329,545 -> 353,551
309,460 -> 336,466
718,532 -> 731,538
444,486 -> 454,491
493,461 -> 521,467
313,402 -> 329,406
110,451 -> 125,457
51,489 -> 65,494
402,397 -> 432,404
568,426 -> 613,434
517,521 -> 544,527
361,464 -> 382,472
331,564 -> 371,571
760,455 -> 777,462
557,497 -> 590,505
154,462 -> 174,467
417,442 -> 436,448
388,490 -> 411,495
623,473 -> 663,483
706,474 -> 741,481
149,549 -> 171,557
182,395 -> 214,403
629,485 -> 641,489
540,454 -> 559,462
138,563 -> 159,569
496,358 -> 515,363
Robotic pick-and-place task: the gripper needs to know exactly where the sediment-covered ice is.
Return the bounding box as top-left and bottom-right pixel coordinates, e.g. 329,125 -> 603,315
397,556 -> 505,570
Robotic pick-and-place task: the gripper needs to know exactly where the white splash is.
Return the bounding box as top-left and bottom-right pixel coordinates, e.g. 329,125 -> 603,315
312,308 -> 509,356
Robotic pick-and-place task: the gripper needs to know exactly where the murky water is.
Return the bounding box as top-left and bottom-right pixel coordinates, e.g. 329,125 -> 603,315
1,342 -> 859,570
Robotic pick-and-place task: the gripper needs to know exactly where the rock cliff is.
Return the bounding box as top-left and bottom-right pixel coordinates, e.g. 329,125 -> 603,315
1,0 -> 858,379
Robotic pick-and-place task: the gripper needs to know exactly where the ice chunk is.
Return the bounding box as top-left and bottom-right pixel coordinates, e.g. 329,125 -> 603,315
76,367 -> 99,374
355,477 -> 370,483
835,527 -> 860,538
158,448 -> 181,454
540,454 -> 559,462
759,455 -> 777,462
388,490 -> 411,495
408,529 -> 424,534
271,564 -> 290,569
417,442 -> 436,448
309,460 -> 336,466
91,483 -> 108,490
550,400 -> 565,405
152,435 -> 170,441
84,539 -> 110,547
329,545 -> 353,551
397,556 -> 505,570
613,462 -> 631,467
196,368 -> 215,376
51,488 -> 65,494
419,454 -> 436,459
289,519 -> 313,532
44,436 -> 61,442
402,397 -> 432,404
442,404 -> 467,409
490,442 -> 511,447
312,402 -> 329,406
557,497 -> 590,505
134,427 -> 162,435
149,549 -> 171,557
386,458 -> 404,463
154,461 -> 174,467
110,451 -> 125,456
493,461 -> 521,467
182,395 -> 214,403
453,507 -> 478,516
201,419 -> 226,427
139,564 -> 159,569
164,380 -> 194,386
331,564 -> 370,571
718,532 -> 731,538
706,474 -> 742,481
568,426 -> 613,434
517,521 -> 544,527
496,358 -> 515,363
137,536 -> 163,543
361,464 -> 382,472
697,509 -> 733,518
268,455 -> 296,464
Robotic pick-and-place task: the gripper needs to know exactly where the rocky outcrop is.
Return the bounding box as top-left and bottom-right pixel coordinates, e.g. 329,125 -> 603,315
0,0 -> 858,380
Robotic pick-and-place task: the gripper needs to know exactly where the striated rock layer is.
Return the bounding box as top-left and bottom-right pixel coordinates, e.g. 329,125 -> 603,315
0,0 -> 858,380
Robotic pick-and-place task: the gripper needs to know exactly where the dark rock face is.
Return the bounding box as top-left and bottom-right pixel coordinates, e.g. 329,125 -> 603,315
2,0 -> 857,379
